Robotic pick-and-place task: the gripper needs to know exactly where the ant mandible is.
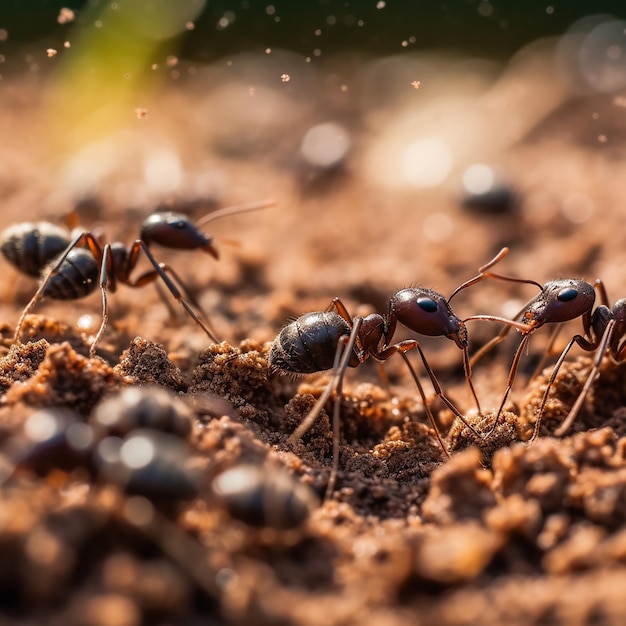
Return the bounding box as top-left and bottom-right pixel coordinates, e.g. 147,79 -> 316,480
459,248 -> 596,439
268,248 -> 518,497
0,200 -> 274,357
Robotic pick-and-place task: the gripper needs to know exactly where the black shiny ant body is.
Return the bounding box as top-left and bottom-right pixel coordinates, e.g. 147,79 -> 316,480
462,249 -> 597,439
0,201 -> 273,357
269,248 -> 522,496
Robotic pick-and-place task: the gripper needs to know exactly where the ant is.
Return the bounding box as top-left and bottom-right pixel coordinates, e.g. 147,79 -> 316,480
532,279 -> 626,438
459,247 -> 596,440
0,200 -> 274,357
268,248 -> 525,496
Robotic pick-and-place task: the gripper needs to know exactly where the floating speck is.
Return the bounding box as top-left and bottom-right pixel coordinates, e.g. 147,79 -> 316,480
166,55 -> 178,67
57,7 -> 75,24
411,80 -> 421,89
46,48 -> 58,58
135,108 -> 149,119
376,1 -> 386,9
281,73 -> 291,82
64,41 -> 71,48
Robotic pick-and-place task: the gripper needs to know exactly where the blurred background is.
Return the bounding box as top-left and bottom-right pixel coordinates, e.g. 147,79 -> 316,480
4,1 -> 626,60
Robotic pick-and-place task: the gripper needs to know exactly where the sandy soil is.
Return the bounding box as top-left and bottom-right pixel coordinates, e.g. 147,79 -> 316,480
1,36 -> 626,626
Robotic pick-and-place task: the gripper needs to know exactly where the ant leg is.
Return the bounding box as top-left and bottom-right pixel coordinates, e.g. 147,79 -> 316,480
405,342 -> 485,442
132,264 -> 219,340
485,333 -> 530,436
395,350 -> 450,458
462,345 -> 481,415
288,318 -> 361,445
594,279 -> 610,307
286,318 -> 362,499
126,241 -> 220,343
88,244 -> 113,358
552,323 -> 614,437
326,297 -> 353,323
327,318 -> 363,498
14,232 -> 104,344
531,333 -> 595,440
529,323 -> 563,381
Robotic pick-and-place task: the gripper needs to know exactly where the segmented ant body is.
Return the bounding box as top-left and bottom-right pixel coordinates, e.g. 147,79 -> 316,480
269,249 -> 517,496
0,201 -> 273,356
462,250 -> 597,438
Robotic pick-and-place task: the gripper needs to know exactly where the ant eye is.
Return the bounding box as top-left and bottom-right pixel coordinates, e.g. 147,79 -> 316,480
174,221 -> 186,229
417,297 -> 438,313
557,287 -> 578,302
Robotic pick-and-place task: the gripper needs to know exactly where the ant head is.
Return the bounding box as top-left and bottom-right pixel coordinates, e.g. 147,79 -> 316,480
141,212 -> 219,259
523,278 -> 595,327
390,288 -> 466,346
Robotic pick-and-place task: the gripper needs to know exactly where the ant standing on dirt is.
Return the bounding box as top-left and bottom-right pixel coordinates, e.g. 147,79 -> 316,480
0,200 -> 274,357
531,279 -> 626,438
461,248 -> 597,440
269,248 -> 525,496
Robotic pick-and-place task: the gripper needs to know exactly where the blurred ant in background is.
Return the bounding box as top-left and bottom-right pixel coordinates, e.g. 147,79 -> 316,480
0,199 -> 274,357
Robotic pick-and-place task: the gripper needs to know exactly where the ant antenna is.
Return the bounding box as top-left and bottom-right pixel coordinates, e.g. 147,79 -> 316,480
195,199 -> 276,227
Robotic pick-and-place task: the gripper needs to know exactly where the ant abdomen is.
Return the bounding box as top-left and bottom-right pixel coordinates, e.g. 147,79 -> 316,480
211,464 -> 319,529
268,310 -> 358,374
0,221 -> 71,278
42,248 -> 100,300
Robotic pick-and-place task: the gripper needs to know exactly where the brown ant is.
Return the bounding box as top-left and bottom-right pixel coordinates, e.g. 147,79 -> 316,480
0,200 -> 274,357
269,248 -> 522,496
532,279 -> 626,438
460,248 -> 596,439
